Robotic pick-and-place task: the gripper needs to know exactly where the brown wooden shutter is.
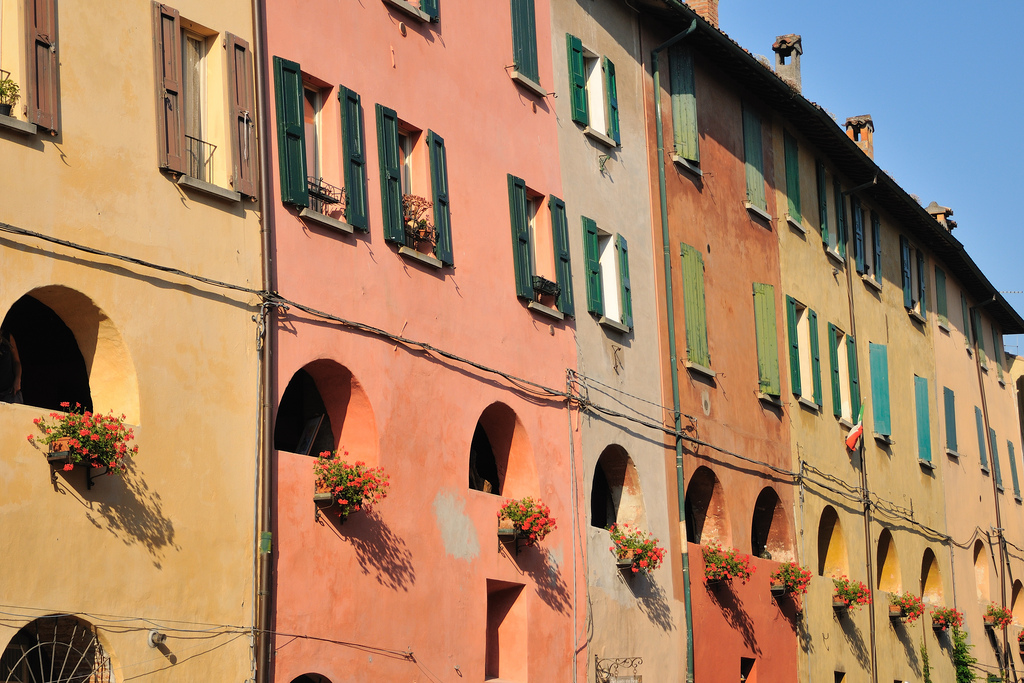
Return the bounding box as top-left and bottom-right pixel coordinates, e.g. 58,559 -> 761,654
25,0 -> 60,131
153,3 -> 186,173
226,32 -> 257,198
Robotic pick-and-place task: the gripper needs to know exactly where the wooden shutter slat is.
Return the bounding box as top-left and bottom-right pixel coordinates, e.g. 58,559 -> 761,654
511,0 -> 539,84
27,0 -> 59,131
869,343 -> 890,436
786,296 -> 801,396
828,323 -> 841,418
990,429 -> 1002,488
852,197 -> 865,273
817,161 -> 828,245
154,3 -> 185,173
428,131 -> 453,265
900,235 -> 913,308
833,178 -> 847,258
226,33 -> 257,198
566,34 -> 588,125
376,104 -> 403,241
753,283 -> 780,395
1009,441 -> 1020,498
669,45 -> 699,163
935,267 -> 948,321
273,57 -> 307,206
681,243 -> 709,368
917,250 -> 927,318
742,105 -> 765,210
961,293 -> 971,348
915,376 -> 932,462
943,387 -> 957,452
976,407 -> 988,468
809,308 -> 822,406
871,212 -> 882,279
994,325 -> 1005,381
339,86 -> 368,231
583,216 -> 603,315
616,234 -> 631,328
508,175 -> 533,299
603,57 -> 619,144
784,131 -> 800,221
847,335 -> 860,417
549,196 -> 574,316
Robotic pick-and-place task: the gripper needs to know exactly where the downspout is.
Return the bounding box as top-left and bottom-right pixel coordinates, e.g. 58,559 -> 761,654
651,15 -> 697,683
251,0 -> 276,679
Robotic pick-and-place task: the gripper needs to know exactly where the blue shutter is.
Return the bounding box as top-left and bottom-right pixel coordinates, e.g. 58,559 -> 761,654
915,376 -> 931,462
943,387 -> 957,452
809,309 -> 822,406
549,196 -> 574,316
273,57 -> 308,207
583,216 -> 602,315
869,343 -> 890,436
976,406 -> 988,469
507,174 -> 533,299
428,131 -> 453,265
376,104 -> 404,243
852,197 -> 865,273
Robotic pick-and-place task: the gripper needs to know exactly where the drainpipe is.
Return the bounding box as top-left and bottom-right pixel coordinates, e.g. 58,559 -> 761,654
250,0 -> 276,679
651,14 -> 697,683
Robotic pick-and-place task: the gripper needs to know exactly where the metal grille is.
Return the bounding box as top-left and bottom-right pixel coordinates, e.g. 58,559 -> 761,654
307,176 -> 344,215
185,134 -> 216,183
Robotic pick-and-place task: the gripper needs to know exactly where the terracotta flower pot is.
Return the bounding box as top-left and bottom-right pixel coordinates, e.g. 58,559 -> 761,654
497,517 -> 517,542
889,605 -> 904,621
46,437 -> 75,464
984,615 -> 997,629
832,598 -> 848,611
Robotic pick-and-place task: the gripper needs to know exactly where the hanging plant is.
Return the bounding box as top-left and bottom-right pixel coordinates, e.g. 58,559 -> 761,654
984,603 -> 1012,629
28,402 -> 137,475
496,496 -> 556,545
931,606 -> 964,631
608,523 -> 666,574
702,542 -> 755,584
769,561 -> 812,595
314,451 -> 390,522
890,591 -> 926,624
832,575 -> 872,611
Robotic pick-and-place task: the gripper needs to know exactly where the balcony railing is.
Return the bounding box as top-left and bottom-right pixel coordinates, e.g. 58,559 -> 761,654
185,135 -> 216,184
307,176 -> 344,215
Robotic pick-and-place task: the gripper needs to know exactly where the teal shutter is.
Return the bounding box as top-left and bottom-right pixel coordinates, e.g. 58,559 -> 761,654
900,235 -> 913,308
871,213 -> 881,279
972,309 -> 987,363
786,296 -> 801,397
583,216 -> 603,315
603,57 -> 620,144
869,343 -> 891,436
834,178 -> 847,257
1009,441 -> 1020,498
817,161 -> 828,245
993,325 -> 1005,381
961,293 -> 971,347
669,45 -> 699,163
990,429 -> 1002,488
847,335 -> 860,416
753,283 -> 780,395
916,250 -> 927,318
809,309 -> 822,406
510,0 -> 539,83
616,234 -> 632,328
376,104 -> 404,242
428,130 -> 453,265
943,386 -> 957,452
852,197 -> 865,273
976,406 -> 988,469
681,243 -> 710,368
742,105 -> 766,210
420,0 -> 439,20
339,86 -> 368,231
915,376 -> 932,462
784,131 -> 800,220
507,174 -> 533,299
828,323 -> 841,417
935,267 -> 948,322
566,34 -> 588,125
273,57 -> 307,207
549,196 -> 574,316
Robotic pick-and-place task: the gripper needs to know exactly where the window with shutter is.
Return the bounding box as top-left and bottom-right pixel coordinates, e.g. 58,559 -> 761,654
961,293 -> 971,348
935,266 -> 948,325
566,38 -> 620,148
828,323 -> 852,420
847,335 -> 860,417
852,197 -> 865,274
420,0 -> 439,20
510,0 -> 539,85
816,161 -> 829,248
833,178 -> 847,258
27,0 -> 59,131
972,308 -> 987,365
376,104 -> 403,242
992,325 -> 1005,382
1008,441 -> 1020,499
603,57 -> 619,144
869,343 -> 891,437
339,86 -> 368,231
990,428 -> 1003,490
680,243 -> 710,369
155,5 -> 186,174
915,376 -> 931,462
583,216 -> 603,315
226,33 -> 257,198
669,45 -> 699,164
916,249 -> 927,319
616,234 -> 631,329
586,224 -> 630,330
786,297 -> 821,408
508,175 -> 533,299
784,131 -> 801,224
870,212 -> 881,282
900,235 -> 912,308
786,296 -> 801,397
976,406 -> 988,470
428,130 -> 453,265
549,196 -> 574,316
566,34 -> 588,126
753,283 -> 780,396
943,387 -> 957,453
274,57 -> 307,207
742,105 -> 766,213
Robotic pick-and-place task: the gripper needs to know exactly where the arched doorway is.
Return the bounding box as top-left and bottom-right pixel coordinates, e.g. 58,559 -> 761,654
0,615 -> 113,682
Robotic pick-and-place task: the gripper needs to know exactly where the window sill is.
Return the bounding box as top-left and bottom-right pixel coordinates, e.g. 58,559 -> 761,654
1015,496 -> 1022,504
299,208 -> 353,234
997,485 -> 1005,493
873,432 -> 894,445
938,319 -> 950,334
527,301 -> 563,320
758,392 -> 783,407
980,363 -> 989,374
510,70 -> 547,98
981,466 -> 990,475
861,274 -> 882,292
907,309 -> 927,325
919,458 -> 936,470
785,214 -> 807,235
381,0 -> 433,22
685,360 -> 715,380
797,396 -> 820,412
598,316 -> 630,334
838,417 -> 854,429
999,378 -> 1006,388
0,114 -> 36,136
945,448 -> 960,459
583,126 -> 618,149
398,245 -> 443,269
177,175 -> 242,203
671,154 -> 702,178
825,248 -> 846,266
745,202 -> 772,224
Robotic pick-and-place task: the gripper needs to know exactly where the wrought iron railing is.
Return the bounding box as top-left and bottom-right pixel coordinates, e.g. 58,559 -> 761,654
185,135 -> 216,183
307,176 -> 344,215
532,275 -> 561,298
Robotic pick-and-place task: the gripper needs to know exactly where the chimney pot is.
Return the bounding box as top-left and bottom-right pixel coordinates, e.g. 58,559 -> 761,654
772,34 -> 802,92
845,115 -> 874,159
925,201 -> 956,231
686,0 -> 719,28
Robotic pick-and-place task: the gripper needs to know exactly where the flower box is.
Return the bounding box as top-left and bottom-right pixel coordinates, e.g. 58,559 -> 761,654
832,599 -> 848,612
615,549 -> 635,570
46,437 -> 75,464
29,403 -> 137,476
497,516 -> 518,542
889,604 -> 904,621
984,615 -> 996,629
313,451 -> 389,522
770,582 -> 789,597
984,603 -> 1013,629
313,491 -> 334,508
610,524 -> 666,575
769,562 -> 812,597
496,497 -> 555,547
702,542 -> 755,584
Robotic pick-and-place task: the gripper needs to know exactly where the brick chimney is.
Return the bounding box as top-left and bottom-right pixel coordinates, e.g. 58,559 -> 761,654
687,0 -> 719,28
925,201 -> 956,232
845,115 -> 874,159
772,35 -> 802,92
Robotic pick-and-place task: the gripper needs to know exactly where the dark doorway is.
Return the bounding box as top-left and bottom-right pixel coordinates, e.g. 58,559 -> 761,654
275,369 -> 335,455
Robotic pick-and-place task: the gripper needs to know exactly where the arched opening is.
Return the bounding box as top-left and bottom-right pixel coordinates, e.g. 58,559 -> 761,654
290,676 -> 331,683
590,445 -> 646,529
817,506 -> 848,577
684,466 -> 731,546
921,548 -> 943,603
274,360 -> 378,461
0,615 -> 113,682
750,487 -> 793,562
974,539 -> 991,602
468,402 -> 536,498
1011,581 -> 1024,625
876,529 -> 901,593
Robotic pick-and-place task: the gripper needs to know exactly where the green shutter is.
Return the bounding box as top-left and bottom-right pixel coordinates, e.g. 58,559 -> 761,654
809,309 -> 822,406
510,0 -> 539,83
753,283 -> 780,395
566,34 -> 588,126
990,428 -> 1002,489
273,57 -> 307,207
603,57 -> 620,144
976,406 -> 988,469
784,131 -> 800,221
943,387 -> 957,452
871,212 -> 882,280
428,130 -> 453,265
669,45 -> 699,163
972,308 -> 987,363
376,104 -> 404,243
549,196 -> 574,316
961,293 -> 971,348
834,178 -> 847,257
993,325 -> 1005,382
917,250 -> 927,319
616,234 -> 632,328
847,335 -> 860,416
828,323 -> 841,418
869,343 -> 891,436
1009,441 -> 1020,498
339,86 -> 368,231
583,216 -> 602,315
915,376 -> 932,462
900,236 -> 912,308
935,267 -> 948,322
420,0 -> 439,20
681,243 -> 710,368
742,105 -> 765,210
816,161 -> 828,245
507,174 -> 533,299
786,296 -> 801,397
852,197 -> 865,273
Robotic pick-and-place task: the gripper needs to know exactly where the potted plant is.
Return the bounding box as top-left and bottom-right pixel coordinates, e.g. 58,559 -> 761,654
1017,629 -> 1024,654
0,76 -> 19,117
608,523 -> 666,575
889,591 -> 925,624
984,603 -> 1013,630
313,450 -> 389,522
28,402 -> 137,475
402,194 -> 436,247
702,542 -> 756,586
496,496 -> 556,546
769,561 -> 812,597
931,606 -> 963,632
832,576 -> 872,612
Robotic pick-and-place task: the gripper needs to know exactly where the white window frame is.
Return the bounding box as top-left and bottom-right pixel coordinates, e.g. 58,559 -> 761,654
597,230 -> 623,325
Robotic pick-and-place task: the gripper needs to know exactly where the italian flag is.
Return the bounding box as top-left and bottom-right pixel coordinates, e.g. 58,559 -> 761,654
846,405 -> 865,451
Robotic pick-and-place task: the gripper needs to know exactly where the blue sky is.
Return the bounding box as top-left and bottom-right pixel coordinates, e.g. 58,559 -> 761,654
719,0 -> 1024,350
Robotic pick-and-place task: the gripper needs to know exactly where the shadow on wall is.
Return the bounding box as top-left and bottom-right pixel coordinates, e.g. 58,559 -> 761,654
523,547 -> 572,616
631,572 -> 675,632
706,583 -> 758,653
893,620 -> 921,677
319,508 -> 416,592
839,613 -> 871,670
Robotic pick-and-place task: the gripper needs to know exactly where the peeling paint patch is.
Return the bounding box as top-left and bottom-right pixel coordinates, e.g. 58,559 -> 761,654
432,490 -> 480,560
